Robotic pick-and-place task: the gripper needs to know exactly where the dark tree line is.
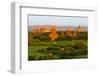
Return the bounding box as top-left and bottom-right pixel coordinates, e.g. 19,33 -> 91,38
28,31 -> 88,45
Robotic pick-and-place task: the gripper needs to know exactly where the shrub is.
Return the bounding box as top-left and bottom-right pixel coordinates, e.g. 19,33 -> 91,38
73,41 -> 86,49
38,49 -> 47,53
37,56 -> 48,60
28,56 -> 37,60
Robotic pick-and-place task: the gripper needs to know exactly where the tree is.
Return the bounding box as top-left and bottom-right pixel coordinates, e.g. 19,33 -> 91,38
28,32 -> 33,45
49,25 -> 58,41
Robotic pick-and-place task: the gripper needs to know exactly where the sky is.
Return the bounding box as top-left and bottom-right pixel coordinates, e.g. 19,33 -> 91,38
29,15 -> 88,26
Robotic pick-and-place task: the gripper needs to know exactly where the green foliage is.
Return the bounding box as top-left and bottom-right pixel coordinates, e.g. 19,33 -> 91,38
28,56 -> 37,60
28,40 -> 88,60
28,31 -> 88,60
73,41 -> 87,49
28,31 -> 88,45
76,32 -> 88,40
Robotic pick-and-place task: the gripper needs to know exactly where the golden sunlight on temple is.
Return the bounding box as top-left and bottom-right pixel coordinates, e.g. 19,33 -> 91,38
49,25 -> 58,41
31,25 -> 85,41
76,25 -> 84,32
32,27 -> 49,33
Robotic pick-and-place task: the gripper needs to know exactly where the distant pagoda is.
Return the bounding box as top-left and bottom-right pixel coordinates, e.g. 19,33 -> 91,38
76,25 -> 84,32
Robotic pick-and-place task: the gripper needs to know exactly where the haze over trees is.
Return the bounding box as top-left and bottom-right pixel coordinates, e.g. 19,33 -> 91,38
28,25 -> 88,60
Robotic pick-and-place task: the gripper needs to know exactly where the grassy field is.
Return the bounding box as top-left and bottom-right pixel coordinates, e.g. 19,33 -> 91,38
28,40 -> 88,60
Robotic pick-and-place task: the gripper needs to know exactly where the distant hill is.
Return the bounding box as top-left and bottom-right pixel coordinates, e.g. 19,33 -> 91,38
28,25 -> 88,32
